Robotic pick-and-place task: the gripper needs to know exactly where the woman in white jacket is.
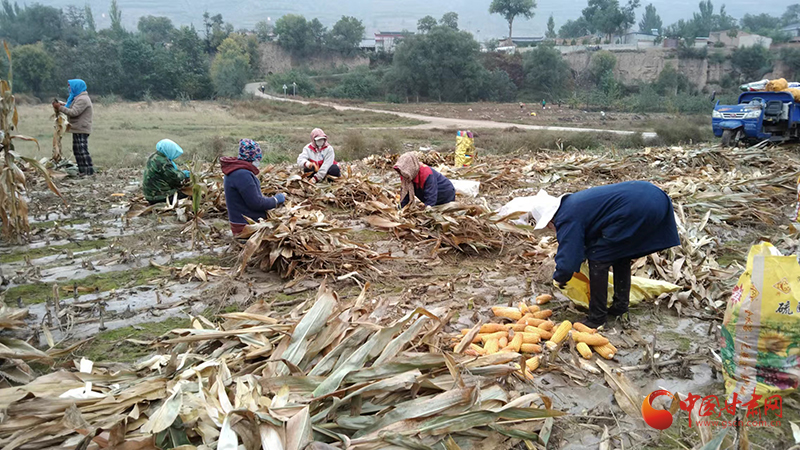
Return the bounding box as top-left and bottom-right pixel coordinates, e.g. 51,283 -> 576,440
297,128 -> 340,183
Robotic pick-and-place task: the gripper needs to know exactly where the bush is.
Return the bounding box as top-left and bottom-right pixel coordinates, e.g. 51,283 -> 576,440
709,51 -> 726,65
328,69 -> 381,100
481,69 -> 518,102
677,46 -> 707,59
98,94 -> 121,106
338,130 -> 370,161
654,119 -> 709,146
268,70 -> 316,97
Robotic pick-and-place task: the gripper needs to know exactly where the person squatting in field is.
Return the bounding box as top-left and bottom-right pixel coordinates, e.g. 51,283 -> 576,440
142,139 -> 190,204
221,139 -> 286,236
528,181 -> 680,328
393,152 -> 456,209
52,79 -> 94,176
297,128 -> 340,183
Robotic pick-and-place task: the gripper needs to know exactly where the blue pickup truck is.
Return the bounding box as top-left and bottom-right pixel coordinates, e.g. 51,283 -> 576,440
712,91 -> 800,146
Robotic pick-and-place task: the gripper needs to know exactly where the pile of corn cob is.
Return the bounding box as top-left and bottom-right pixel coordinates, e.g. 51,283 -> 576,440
454,294 -> 619,378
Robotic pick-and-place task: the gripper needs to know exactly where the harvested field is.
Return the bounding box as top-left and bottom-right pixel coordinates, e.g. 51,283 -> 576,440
1,99 -> 798,450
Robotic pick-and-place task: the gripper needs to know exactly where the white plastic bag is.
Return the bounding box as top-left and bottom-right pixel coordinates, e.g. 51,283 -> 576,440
451,180 -> 480,198
496,196 -> 539,225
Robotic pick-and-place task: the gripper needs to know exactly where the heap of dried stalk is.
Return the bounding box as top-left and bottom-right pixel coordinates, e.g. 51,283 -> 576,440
0,284 -> 563,450
362,201 -> 533,254
237,206 -> 390,278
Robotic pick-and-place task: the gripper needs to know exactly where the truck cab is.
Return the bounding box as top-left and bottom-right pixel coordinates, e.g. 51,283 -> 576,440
712,91 -> 799,146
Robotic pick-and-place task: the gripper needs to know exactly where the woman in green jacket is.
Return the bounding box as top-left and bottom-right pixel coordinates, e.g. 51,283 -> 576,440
143,139 -> 190,204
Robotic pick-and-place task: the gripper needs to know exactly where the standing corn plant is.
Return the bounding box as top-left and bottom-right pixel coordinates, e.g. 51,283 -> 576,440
0,41 -> 63,242
180,158 -> 221,249
51,106 -> 66,164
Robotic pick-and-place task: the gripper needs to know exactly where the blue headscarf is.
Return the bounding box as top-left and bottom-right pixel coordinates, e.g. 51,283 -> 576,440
156,139 -> 184,170
66,79 -> 87,108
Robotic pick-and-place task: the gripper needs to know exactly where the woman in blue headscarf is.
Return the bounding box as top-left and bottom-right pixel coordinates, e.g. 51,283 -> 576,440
52,79 -> 94,176
142,139 -> 191,204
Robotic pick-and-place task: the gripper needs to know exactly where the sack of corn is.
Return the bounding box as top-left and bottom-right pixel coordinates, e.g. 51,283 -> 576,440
720,242 -> 800,405
455,130 -> 475,167
558,261 -> 680,309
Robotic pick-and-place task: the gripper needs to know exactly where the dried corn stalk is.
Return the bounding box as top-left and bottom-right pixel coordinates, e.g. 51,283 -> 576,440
237,206 -> 389,278
0,41 -> 63,242
51,108 -> 66,163
0,284 -> 564,449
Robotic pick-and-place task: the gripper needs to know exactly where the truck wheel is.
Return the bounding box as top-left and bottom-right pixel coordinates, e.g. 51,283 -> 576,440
721,129 -> 742,147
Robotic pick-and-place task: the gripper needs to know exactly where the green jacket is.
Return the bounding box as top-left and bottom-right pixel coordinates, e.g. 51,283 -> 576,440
143,152 -> 186,202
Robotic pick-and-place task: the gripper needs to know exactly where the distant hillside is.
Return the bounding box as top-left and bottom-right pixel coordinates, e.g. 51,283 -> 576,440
39,0 -> 787,40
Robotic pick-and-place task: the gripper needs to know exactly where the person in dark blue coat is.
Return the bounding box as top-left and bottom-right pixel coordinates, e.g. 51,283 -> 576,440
528,181 -> 680,327
393,152 -> 456,208
221,139 -> 286,236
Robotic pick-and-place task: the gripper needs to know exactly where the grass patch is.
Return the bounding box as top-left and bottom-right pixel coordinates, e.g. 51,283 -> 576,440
3,255 -> 225,305
653,118 -> 714,146
0,239 -> 108,264
348,229 -> 390,243
77,317 -> 188,363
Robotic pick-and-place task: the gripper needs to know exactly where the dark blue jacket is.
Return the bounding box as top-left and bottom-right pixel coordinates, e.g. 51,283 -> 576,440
401,167 -> 456,207
221,158 -> 277,229
552,181 -> 680,284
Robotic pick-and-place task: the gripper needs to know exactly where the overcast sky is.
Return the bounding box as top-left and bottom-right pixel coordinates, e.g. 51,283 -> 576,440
39,0 -> 793,40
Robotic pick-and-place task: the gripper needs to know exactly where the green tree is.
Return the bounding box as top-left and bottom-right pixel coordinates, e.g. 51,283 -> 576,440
203,12 -> 232,53
639,4 -> 662,34
11,43 -> 54,94
211,36 -> 250,97
138,16 -> 175,46
522,45 -> 571,99
558,17 -> 590,38
0,2 -> 63,45
781,47 -> 800,78
255,20 -> 274,42
119,36 -> 156,99
582,0 -> 640,41
326,16 -> 364,55
546,15 -> 556,39
388,26 -> 486,101
783,4 -> 800,26
328,67 -> 380,99
731,45 -> 772,81
227,32 -> 260,76
489,0 -> 536,39
172,25 -> 213,98
655,63 -> 678,95
275,14 -> 313,56
417,16 -> 437,33
309,18 -> 326,50
590,50 -> 616,82
440,12 -> 459,30
85,4 -> 96,33
109,0 -> 124,36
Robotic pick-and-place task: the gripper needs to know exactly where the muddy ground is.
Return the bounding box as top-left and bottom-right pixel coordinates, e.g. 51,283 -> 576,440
2,142 -> 799,449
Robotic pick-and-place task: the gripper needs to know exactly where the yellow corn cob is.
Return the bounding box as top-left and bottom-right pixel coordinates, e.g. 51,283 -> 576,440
521,343 -> 543,353
484,338 -> 499,355
528,304 -> 541,313
576,342 -> 593,359
508,331 -> 523,352
470,343 -> 486,355
537,329 -> 554,340
508,323 -> 527,332
545,340 -> 558,351
533,309 -> 553,319
479,331 -> 508,343
518,302 -> 530,315
573,332 -> 609,346
498,336 -> 508,348
551,321 -> 572,344
572,322 -> 597,334
592,343 -> 616,360
526,356 -> 541,372
538,321 -> 555,331
520,332 -> 541,344
536,294 -> 552,305
492,306 -> 522,321
464,349 -> 480,356
518,317 -> 546,327
479,323 -> 509,333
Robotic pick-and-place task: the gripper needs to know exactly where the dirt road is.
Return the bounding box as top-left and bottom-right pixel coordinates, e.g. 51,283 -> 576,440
245,83 -> 658,139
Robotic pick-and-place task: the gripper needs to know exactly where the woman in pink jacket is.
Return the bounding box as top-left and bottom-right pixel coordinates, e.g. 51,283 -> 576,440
297,128 -> 340,183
